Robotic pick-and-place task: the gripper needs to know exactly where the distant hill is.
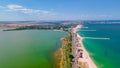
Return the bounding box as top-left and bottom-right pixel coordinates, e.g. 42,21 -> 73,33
0,20 -> 120,24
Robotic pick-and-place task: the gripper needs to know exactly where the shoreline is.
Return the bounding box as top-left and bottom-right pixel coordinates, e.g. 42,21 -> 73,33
72,25 -> 97,68
77,33 -> 97,68
54,33 -> 72,68
55,24 -> 97,68
54,48 -> 63,68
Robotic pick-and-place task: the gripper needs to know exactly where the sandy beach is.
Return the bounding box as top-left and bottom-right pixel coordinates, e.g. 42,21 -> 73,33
72,25 -> 97,68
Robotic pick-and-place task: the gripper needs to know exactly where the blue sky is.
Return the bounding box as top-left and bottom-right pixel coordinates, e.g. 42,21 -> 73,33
0,0 -> 120,21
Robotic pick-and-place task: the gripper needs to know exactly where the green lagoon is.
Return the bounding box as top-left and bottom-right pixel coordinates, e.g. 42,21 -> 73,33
78,24 -> 120,68
0,29 -> 67,68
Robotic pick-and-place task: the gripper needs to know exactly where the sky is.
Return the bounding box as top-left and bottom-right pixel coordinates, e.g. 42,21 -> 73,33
0,0 -> 120,21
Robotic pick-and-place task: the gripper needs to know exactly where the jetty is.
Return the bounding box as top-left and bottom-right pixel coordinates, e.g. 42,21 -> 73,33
83,37 -> 110,40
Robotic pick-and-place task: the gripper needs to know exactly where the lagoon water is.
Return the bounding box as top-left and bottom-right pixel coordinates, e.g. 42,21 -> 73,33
78,24 -> 120,68
0,29 -> 67,68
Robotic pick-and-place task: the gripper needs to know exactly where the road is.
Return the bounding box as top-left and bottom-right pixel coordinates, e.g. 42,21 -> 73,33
72,32 -> 79,68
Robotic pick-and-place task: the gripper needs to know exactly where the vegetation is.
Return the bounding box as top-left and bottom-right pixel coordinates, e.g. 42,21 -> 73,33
62,32 -> 73,68
54,31 -> 73,68
62,33 -> 72,68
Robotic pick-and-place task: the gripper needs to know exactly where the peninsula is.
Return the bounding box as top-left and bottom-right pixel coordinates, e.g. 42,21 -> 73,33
55,24 -> 97,68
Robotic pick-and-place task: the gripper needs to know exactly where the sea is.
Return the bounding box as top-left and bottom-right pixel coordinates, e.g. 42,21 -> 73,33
78,24 -> 120,68
0,29 -> 67,68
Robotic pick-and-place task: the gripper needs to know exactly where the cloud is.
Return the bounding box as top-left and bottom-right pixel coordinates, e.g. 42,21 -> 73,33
7,4 -> 55,15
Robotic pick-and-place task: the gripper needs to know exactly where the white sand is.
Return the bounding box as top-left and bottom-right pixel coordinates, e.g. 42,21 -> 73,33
77,34 -> 97,68
72,25 -> 97,68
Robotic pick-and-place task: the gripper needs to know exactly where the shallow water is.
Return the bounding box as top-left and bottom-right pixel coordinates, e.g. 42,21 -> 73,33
0,29 -> 67,68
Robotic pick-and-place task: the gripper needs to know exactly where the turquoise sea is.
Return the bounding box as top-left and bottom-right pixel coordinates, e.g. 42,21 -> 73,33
0,29 -> 67,68
78,24 -> 120,68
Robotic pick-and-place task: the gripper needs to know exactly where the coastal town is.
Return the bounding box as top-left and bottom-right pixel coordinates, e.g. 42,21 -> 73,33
71,25 -> 97,68
55,24 -> 98,68
0,22 -> 77,31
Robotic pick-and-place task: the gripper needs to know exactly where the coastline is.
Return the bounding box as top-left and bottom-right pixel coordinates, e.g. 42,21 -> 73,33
55,24 -> 97,68
54,33 -> 72,68
54,48 -> 63,68
77,33 -> 97,68
72,25 -> 97,68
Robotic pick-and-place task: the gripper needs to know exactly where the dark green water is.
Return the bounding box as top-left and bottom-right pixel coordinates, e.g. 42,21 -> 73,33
0,29 -> 67,68
78,24 -> 120,68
